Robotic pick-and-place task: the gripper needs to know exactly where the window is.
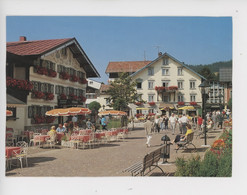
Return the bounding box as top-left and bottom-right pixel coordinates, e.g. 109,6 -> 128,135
148,81 -> 154,89
178,68 -> 183,76
178,81 -> 183,89
162,68 -> 169,76
163,95 -> 170,102
136,82 -> 142,89
190,81 -> 196,89
163,58 -> 169,65
190,95 -> 196,102
148,67 -> 154,76
148,95 -> 154,102
178,95 -> 184,102
162,81 -> 169,87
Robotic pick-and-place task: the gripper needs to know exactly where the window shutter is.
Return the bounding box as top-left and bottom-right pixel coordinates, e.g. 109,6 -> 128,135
28,106 -> 33,118
50,84 -> 54,93
66,87 -> 69,95
55,85 -> 59,94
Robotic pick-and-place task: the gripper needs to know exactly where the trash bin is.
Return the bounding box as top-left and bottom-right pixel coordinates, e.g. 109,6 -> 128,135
161,135 -> 171,163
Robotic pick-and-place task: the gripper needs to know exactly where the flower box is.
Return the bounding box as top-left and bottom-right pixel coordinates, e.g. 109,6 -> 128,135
78,95 -> 87,102
6,77 -> 33,91
47,69 -> 57,78
69,94 -> 78,100
60,93 -> 67,100
148,102 -> 155,106
168,86 -> 178,91
155,86 -> 167,91
135,102 -> 143,106
135,113 -> 144,118
35,66 -> 48,76
178,101 -> 185,106
46,92 -> 54,101
70,75 -> 79,82
32,91 -> 45,99
190,101 -> 197,106
79,78 -> 88,84
59,72 -> 70,80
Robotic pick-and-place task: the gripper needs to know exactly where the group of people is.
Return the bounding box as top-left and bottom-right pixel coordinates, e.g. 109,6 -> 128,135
144,109 -> 229,148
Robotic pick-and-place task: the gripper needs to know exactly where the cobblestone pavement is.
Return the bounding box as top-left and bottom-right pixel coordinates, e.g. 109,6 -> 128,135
6,123 -> 224,177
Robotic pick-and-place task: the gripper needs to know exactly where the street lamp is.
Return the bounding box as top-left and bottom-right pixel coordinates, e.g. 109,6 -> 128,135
199,80 -> 210,146
218,93 -> 224,112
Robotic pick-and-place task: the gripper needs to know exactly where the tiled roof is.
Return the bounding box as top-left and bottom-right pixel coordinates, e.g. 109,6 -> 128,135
7,38 -> 73,56
100,84 -> 111,93
106,61 -> 152,73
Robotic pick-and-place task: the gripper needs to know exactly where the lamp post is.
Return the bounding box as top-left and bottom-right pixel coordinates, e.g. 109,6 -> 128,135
218,93 -> 224,112
199,81 -> 210,146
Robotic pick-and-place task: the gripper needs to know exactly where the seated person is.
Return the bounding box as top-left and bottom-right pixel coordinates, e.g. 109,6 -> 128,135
56,124 -> 66,133
48,126 -> 57,137
171,124 -> 193,149
86,119 -> 95,131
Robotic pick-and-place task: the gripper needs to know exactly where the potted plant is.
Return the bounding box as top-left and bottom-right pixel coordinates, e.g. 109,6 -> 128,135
178,101 -> 185,106
59,72 -> 70,80
47,69 -> 57,78
190,101 -> 197,106
46,92 -> 54,100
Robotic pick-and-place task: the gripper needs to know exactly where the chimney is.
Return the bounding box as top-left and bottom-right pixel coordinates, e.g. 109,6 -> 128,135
158,52 -> 162,57
19,36 -> 27,41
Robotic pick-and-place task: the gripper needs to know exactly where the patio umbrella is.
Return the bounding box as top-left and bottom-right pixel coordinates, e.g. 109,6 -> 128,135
98,110 -> 127,116
178,106 -> 195,110
6,110 -> 13,116
45,107 -> 91,116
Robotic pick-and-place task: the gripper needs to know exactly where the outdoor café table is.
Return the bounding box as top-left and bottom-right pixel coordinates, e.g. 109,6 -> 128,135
95,132 -> 105,139
56,132 -> 64,142
5,147 -> 21,158
108,130 -> 118,136
70,135 -> 90,142
79,129 -> 92,135
34,135 -> 50,146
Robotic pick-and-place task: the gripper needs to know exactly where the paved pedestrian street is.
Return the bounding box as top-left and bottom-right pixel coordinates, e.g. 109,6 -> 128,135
6,124 -> 224,177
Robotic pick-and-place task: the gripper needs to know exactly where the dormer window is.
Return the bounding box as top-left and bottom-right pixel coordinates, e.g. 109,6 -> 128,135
163,57 -> 169,65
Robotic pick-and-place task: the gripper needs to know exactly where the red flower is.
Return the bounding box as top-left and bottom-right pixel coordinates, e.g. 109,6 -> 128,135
47,69 -> 57,78
190,101 -> 197,106
6,77 -> 33,91
148,102 -> 155,106
32,91 -> 45,99
135,113 -> 144,118
46,92 -> 54,100
135,102 -> 143,106
168,86 -> 178,90
35,66 -> 48,75
60,93 -> 67,100
59,72 -> 70,80
79,78 -> 88,84
178,102 -> 185,106
78,95 -> 87,102
69,94 -> 78,100
70,75 -> 79,82
155,86 -> 167,91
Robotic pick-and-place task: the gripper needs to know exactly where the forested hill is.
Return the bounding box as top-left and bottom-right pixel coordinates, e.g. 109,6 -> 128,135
187,60 -> 232,73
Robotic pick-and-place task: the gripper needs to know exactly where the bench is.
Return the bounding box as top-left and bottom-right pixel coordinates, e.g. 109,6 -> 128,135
176,132 -> 196,153
122,146 -> 165,176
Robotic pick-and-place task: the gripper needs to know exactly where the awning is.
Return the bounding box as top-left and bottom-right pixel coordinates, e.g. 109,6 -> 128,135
159,103 -> 175,110
178,106 -> 195,110
136,107 -> 149,110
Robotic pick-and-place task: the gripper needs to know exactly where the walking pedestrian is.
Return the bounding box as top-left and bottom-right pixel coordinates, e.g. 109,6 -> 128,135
217,112 -> 224,129
211,112 -> 217,130
144,116 -> 153,147
177,115 -> 182,134
169,113 -> 177,135
154,115 -> 160,133
180,114 -> 188,134
197,115 -> 203,131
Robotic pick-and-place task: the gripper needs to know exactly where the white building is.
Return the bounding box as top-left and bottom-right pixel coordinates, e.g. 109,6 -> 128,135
85,79 -> 101,107
106,52 -> 206,117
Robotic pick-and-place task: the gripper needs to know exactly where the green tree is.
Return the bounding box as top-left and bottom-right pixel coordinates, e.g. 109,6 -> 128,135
199,67 -> 216,81
106,72 -> 138,111
88,101 -> 101,125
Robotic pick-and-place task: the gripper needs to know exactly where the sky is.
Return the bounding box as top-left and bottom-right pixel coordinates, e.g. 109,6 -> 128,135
6,16 -> 232,83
